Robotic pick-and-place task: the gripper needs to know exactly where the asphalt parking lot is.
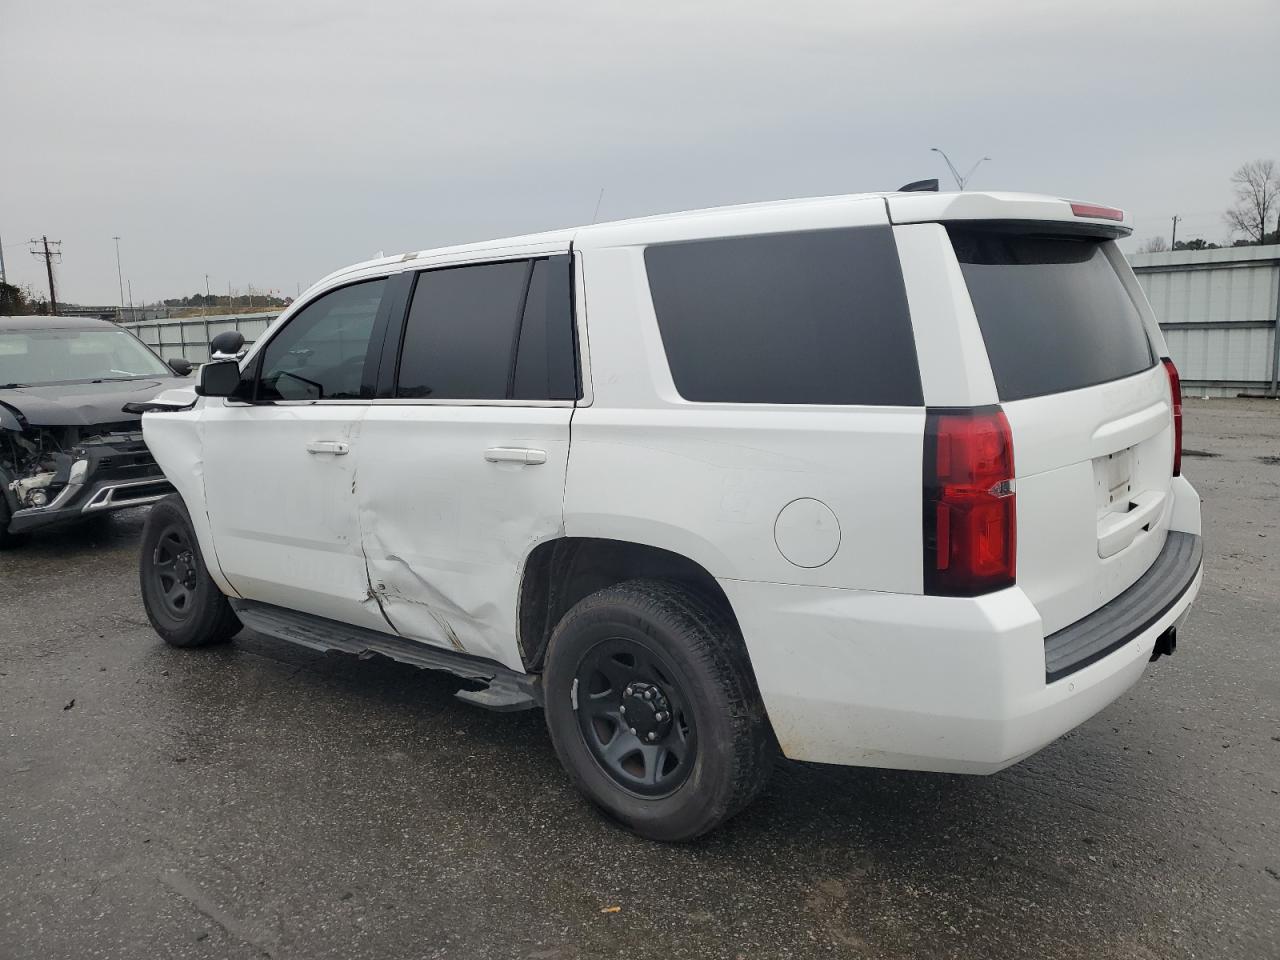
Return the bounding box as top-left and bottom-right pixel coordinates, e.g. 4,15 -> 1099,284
1,399 -> 1278,960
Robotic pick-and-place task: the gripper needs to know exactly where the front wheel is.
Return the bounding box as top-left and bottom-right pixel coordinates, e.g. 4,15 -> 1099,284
139,495 -> 240,647
0,498 -> 29,550
543,579 -> 775,841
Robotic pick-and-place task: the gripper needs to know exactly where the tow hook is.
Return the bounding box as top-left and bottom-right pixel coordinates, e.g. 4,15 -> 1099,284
1149,627 -> 1177,663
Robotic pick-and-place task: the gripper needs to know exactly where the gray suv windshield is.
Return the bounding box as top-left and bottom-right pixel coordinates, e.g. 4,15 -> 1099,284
0,327 -> 172,386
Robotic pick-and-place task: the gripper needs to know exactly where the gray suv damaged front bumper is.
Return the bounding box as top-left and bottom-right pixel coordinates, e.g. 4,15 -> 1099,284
6,433 -> 173,535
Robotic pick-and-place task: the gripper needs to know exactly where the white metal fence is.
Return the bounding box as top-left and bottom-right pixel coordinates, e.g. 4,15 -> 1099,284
123,311 -> 279,364
1128,244 -> 1280,398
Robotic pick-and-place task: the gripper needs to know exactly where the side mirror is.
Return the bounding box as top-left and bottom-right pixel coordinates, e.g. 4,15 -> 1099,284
195,359 -> 243,398
167,357 -> 194,376
210,330 -> 246,360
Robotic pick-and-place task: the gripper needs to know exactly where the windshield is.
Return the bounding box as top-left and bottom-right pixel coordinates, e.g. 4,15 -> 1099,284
0,327 -> 172,387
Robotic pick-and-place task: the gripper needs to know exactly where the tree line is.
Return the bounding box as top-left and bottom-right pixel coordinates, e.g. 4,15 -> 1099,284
1139,159 -> 1280,252
0,283 -> 292,317
162,292 -> 291,309
0,283 -> 43,315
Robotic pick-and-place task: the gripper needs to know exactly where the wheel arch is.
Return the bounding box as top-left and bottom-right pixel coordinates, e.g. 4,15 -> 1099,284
146,487 -> 239,599
516,536 -> 742,673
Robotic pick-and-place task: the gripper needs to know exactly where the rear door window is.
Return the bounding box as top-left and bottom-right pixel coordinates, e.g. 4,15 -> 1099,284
949,228 -> 1155,401
396,256 -> 577,401
643,226 -> 922,405
512,256 -> 578,401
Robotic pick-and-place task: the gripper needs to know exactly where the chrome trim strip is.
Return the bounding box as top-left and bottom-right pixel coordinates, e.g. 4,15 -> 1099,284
79,479 -> 173,514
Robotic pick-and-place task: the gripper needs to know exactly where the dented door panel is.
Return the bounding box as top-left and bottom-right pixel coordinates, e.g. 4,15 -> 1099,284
355,404 -> 572,671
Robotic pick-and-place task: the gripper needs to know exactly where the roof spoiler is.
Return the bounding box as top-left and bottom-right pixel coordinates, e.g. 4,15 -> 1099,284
897,178 -> 939,193
887,192 -> 1133,238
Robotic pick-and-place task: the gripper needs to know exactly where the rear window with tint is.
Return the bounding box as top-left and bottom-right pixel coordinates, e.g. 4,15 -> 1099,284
395,255 -> 577,401
949,228 -> 1155,401
644,226 -> 922,405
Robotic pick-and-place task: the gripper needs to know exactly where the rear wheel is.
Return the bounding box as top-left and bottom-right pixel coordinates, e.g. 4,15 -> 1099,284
543,579 -> 774,841
140,495 -> 240,647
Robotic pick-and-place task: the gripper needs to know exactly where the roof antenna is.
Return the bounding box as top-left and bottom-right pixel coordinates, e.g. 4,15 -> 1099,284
898,178 -> 939,193
591,187 -> 605,224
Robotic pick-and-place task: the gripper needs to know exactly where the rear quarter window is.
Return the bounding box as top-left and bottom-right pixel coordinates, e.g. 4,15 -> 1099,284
949,228 -> 1155,401
643,226 -> 922,406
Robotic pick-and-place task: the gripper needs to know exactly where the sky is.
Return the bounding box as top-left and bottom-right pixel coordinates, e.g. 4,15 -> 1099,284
1,0 -> 1277,306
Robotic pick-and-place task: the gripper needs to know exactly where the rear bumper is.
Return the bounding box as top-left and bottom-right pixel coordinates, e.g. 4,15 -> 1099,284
721,533 -> 1202,774
1045,531 -> 1201,682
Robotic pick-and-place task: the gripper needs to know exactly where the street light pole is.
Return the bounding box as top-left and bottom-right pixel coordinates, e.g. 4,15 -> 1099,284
930,147 -> 991,191
113,237 -> 126,321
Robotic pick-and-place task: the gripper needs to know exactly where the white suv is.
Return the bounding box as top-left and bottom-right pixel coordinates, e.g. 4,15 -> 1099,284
138,190 -> 1202,840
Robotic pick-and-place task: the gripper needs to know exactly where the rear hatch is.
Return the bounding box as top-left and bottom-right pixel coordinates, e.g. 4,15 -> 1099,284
944,219 -> 1175,634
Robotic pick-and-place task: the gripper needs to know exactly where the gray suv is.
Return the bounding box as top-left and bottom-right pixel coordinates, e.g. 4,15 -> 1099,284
0,316 -> 190,546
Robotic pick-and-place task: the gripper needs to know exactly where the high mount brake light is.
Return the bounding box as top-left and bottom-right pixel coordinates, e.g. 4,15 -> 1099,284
1162,357 -> 1183,477
1069,202 -> 1125,222
923,407 -> 1016,596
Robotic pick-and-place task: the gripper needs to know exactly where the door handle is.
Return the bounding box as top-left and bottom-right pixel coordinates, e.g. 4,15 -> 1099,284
1096,489 -> 1165,558
306,440 -> 350,456
484,447 -> 547,465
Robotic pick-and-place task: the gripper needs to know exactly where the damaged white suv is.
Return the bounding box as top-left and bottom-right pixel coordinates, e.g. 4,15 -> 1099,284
138,191 -> 1202,840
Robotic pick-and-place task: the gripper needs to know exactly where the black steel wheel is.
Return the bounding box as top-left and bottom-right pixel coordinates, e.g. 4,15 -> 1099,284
544,578 -> 775,841
140,495 -> 240,648
574,636 -> 697,798
150,522 -> 200,620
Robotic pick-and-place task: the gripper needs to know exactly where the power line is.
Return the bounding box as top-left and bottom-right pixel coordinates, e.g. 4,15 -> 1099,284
28,236 -> 62,316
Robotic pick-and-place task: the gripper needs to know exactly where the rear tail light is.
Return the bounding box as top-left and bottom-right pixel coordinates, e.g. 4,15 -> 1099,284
923,407 -> 1016,596
1162,357 -> 1183,476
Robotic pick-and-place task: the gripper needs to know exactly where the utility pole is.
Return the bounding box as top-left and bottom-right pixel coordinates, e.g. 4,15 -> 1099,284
205,274 -> 212,316
227,280 -> 233,314
127,279 -> 134,320
0,229 -> 7,285
1171,215 -> 1181,250
28,236 -> 62,316
113,236 -> 126,320
930,147 -> 991,191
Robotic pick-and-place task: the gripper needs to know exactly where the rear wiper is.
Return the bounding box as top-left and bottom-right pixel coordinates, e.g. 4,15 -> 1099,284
0,382 -> 30,389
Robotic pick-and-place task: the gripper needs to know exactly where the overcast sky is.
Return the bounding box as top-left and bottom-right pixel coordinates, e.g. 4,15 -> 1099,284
2,0 -> 1277,306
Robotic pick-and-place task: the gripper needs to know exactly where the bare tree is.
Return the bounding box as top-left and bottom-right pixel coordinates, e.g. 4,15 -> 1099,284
1139,236 -> 1169,253
1224,159 -> 1280,245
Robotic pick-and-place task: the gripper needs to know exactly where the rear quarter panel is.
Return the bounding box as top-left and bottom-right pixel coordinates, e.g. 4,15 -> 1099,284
566,211 -> 926,591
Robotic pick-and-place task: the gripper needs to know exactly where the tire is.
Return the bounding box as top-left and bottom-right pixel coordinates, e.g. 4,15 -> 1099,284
543,578 -> 775,841
0,498 -> 28,550
139,495 -> 240,647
